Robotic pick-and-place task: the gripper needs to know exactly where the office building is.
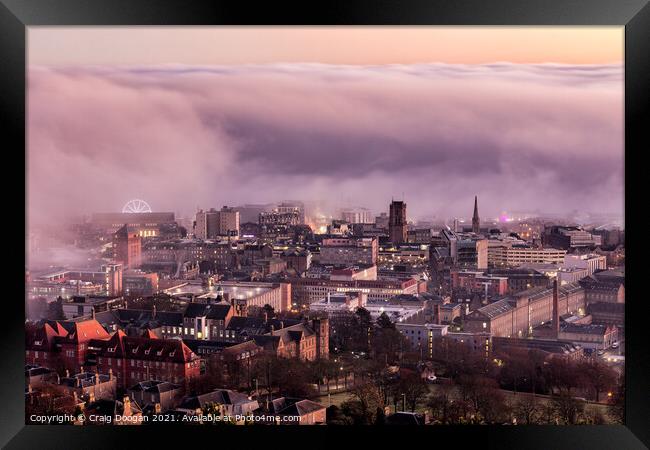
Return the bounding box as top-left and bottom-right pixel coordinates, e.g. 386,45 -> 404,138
195,206 -> 240,239
542,226 -> 601,250
319,237 -> 378,266
341,207 -> 373,224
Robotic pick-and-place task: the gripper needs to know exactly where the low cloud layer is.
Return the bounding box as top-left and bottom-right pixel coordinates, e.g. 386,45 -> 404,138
28,63 -> 623,226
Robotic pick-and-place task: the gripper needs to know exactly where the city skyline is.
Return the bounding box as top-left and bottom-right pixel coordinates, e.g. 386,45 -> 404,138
24,27 -> 626,428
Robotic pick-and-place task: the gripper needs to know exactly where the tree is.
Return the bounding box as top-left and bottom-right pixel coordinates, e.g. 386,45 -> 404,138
543,358 -> 584,396
513,396 -> 540,425
326,405 -> 352,425
578,359 -> 618,402
397,372 -> 428,412
371,325 -> 408,364
457,374 -> 509,423
273,358 -> 317,398
426,386 -> 455,424
498,349 -> 530,394
540,401 -> 558,424
262,304 -> 276,319
551,392 -> 585,425
608,376 -> 625,424
188,355 -> 225,395
376,312 -> 394,329
374,407 -> 386,425
47,296 -> 65,321
348,383 -> 385,424
349,307 -> 372,352
339,400 -> 370,425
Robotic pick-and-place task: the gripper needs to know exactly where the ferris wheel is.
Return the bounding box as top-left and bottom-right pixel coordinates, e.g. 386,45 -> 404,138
122,199 -> 152,213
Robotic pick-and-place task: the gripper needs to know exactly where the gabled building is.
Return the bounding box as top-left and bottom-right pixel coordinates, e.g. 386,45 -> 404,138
89,331 -> 201,389
58,370 -> 117,403
181,302 -> 234,340
26,319 -> 110,373
25,322 -> 68,368
128,380 -> 183,413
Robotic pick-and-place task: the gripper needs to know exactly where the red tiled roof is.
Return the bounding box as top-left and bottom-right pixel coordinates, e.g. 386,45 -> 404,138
63,319 -> 110,345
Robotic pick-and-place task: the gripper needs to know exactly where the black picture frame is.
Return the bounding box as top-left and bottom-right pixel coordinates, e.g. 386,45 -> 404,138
1,0 -> 647,448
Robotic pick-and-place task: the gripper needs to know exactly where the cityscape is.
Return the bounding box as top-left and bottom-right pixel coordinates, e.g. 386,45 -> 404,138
25,27 -> 624,426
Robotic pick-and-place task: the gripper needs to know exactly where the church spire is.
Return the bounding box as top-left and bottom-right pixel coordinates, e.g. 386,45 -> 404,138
472,196 -> 480,233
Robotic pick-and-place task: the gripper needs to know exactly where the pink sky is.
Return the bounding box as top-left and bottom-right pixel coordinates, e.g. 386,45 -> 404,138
28,27 -> 623,66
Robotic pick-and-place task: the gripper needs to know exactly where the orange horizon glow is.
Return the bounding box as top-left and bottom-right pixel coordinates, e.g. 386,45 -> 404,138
28,26 -> 623,66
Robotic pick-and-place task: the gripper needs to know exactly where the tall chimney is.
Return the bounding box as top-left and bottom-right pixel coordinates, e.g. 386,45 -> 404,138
435,304 -> 441,325
552,279 -> 559,338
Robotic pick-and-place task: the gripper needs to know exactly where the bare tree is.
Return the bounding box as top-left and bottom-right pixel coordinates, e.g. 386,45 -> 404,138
551,392 -> 585,425
514,396 -> 540,424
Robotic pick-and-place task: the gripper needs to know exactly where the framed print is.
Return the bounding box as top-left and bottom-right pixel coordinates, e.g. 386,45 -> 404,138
1,0 -> 648,448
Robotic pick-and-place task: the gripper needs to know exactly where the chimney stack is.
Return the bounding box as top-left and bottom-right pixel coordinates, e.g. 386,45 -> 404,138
91,306 -> 96,320
552,279 -> 560,338
152,304 -> 157,319
95,372 -> 100,385
109,368 -> 113,379
435,304 -> 441,325
65,369 -> 70,378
